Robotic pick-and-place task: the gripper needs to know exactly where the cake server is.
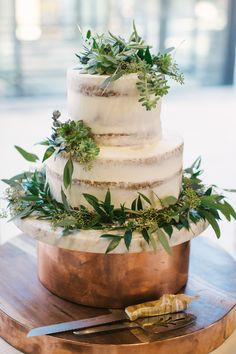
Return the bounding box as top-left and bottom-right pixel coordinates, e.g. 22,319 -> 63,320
27,294 -> 196,337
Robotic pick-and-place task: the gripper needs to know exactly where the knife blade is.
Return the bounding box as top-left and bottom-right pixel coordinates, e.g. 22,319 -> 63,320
27,311 -> 127,337
73,321 -> 140,335
27,294 -> 197,337
73,313 -> 196,336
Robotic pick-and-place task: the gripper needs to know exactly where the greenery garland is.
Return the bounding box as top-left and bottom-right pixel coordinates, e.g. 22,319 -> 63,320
2,156 -> 236,254
76,21 -> 184,111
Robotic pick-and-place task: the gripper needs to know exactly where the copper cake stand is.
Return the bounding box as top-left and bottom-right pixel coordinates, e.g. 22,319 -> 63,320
0,234 -> 236,354
37,240 -> 190,308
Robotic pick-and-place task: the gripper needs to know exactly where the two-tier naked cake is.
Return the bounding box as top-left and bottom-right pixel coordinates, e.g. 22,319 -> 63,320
46,71 -> 183,209
5,24 -> 235,308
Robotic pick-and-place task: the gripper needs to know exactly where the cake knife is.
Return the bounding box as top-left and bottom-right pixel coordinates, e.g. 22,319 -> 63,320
27,294 -> 196,337
73,313 -> 196,336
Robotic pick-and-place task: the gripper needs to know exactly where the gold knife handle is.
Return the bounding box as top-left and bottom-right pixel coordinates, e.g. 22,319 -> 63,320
125,294 -> 197,321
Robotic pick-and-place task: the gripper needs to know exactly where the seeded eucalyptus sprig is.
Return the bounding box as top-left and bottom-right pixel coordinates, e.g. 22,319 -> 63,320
14,111 -> 100,189
2,158 -> 236,254
76,21 -> 184,110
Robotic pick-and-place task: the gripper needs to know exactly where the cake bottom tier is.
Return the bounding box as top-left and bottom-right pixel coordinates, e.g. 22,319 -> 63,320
38,240 -> 190,308
45,131 -> 183,209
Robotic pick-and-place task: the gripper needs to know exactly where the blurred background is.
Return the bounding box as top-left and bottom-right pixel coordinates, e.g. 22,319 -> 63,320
0,0 -> 236,256
0,0 -> 235,96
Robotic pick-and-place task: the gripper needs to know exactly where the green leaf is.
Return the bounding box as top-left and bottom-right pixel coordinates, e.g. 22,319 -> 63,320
124,229 -> 132,250
42,146 -> 55,162
131,198 -> 137,211
20,195 -> 40,202
83,193 -> 99,205
161,196 -> 178,207
83,193 -> 107,218
149,232 -> 157,250
37,139 -> 50,146
100,234 -> 122,253
144,47 -> 153,65
185,156 -> 202,174
63,158 -> 74,189
205,187 -> 212,196
86,29 -> 91,39
200,195 -> 217,209
100,234 -> 119,239
8,206 -> 33,222
224,201 -> 236,220
61,188 -> 71,212
61,229 -> 73,236
142,229 -> 150,244
163,224 -> 173,238
14,145 -> 39,162
137,195 -> 143,210
164,47 -> 175,54
1,179 -> 20,187
215,202 -> 231,221
199,210 -> 221,238
132,20 -> 139,41
105,237 -> 122,254
103,189 -> 113,213
105,189 -> 111,206
55,218 -> 77,227
138,192 -> 152,205
157,228 -> 172,255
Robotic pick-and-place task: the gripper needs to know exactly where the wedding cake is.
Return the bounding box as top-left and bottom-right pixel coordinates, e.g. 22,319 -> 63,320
3,23 -> 235,308
46,71 -> 183,209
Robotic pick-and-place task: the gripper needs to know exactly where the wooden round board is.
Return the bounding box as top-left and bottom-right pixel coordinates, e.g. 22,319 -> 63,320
0,234 -> 235,354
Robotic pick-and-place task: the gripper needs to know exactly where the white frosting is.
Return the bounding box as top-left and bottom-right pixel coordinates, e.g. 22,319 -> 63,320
67,70 -> 162,146
15,217 -> 208,254
45,131 -> 183,209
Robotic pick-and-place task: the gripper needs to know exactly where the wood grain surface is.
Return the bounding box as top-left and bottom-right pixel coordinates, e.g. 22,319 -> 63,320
0,234 -> 235,354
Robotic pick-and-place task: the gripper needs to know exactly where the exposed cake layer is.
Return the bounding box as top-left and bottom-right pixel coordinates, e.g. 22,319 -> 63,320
46,132 -> 183,209
67,70 -> 162,146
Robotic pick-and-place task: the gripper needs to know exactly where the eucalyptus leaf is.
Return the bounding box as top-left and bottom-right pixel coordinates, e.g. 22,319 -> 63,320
224,201 -> 236,219
161,196 -> 178,207
142,229 -> 150,244
124,229 -> 132,250
14,145 -> 39,162
199,210 -> 221,238
42,146 -> 55,162
157,228 -> 172,255
105,237 -> 122,254
149,232 -> 157,250
8,207 -> 33,222
1,179 -> 20,187
163,224 -> 173,238
63,158 -> 74,189
61,188 -> 71,212
138,192 -> 152,205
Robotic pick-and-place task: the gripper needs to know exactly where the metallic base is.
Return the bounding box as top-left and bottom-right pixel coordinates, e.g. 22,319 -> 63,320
37,241 -> 190,308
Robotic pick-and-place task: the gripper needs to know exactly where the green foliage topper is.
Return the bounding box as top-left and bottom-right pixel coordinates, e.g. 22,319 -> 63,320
76,22 -> 184,111
2,157 -> 236,254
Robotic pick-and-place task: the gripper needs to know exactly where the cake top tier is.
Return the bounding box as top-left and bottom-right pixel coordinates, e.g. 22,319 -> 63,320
67,70 -> 162,147
67,23 -> 184,147
74,22 -> 184,111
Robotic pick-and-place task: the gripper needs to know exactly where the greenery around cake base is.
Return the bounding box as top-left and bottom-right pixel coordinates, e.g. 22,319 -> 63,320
2,156 -> 236,254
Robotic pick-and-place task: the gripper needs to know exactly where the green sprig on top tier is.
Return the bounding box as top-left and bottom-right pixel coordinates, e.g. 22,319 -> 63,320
75,21 -> 184,111
2,157 -> 236,254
